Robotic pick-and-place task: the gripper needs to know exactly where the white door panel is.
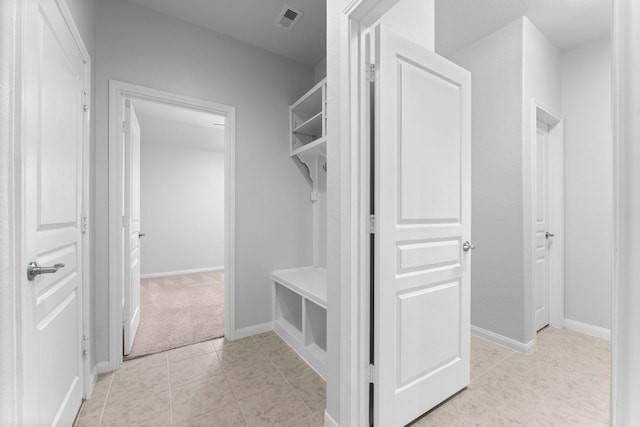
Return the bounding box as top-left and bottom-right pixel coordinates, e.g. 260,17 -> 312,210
123,99 -> 142,355
535,122 -> 550,331
373,25 -> 471,427
22,0 -> 86,424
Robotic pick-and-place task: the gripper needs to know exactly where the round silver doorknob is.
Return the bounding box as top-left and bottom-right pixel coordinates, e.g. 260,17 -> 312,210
463,241 -> 476,252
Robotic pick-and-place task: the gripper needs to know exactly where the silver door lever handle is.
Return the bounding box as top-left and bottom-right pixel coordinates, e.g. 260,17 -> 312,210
545,232 -> 555,239
138,232 -> 146,238
463,241 -> 476,252
27,262 -> 65,281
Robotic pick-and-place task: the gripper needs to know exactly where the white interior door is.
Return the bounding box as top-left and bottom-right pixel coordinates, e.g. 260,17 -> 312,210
534,121 -> 551,331
372,24 -> 471,427
21,0 -> 86,424
123,99 -> 142,355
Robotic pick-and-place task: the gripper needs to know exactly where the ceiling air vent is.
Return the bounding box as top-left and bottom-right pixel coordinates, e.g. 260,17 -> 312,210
274,5 -> 303,31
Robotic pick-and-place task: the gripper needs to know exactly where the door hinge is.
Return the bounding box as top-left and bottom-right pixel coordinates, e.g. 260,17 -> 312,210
82,90 -> 89,112
367,63 -> 376,82
367,364 -> 376,384
368,214 -> 376,234
81,214 -> 88,234
122,120 -> 130,134
82,335 -> 89,357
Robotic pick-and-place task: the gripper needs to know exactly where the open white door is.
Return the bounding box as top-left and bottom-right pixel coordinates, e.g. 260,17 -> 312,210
123,99 -> 142,355
372,25 -> 471,426
21,0 -> 87,424
534,120 -> 551,331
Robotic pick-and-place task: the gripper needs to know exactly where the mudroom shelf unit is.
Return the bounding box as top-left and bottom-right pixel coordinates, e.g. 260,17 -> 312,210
271,78 -> 329,379
272,266 -> 327,379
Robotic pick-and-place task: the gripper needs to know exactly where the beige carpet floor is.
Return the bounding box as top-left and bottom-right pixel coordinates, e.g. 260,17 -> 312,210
126,270 -> 224,359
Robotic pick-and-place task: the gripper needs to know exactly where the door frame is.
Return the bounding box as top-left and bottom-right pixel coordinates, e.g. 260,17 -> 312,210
335,2 -> 634,427
528,101 -> 564,335
107,81 -> 236,370
0,0 -> 93,422
332,1 -> 401,425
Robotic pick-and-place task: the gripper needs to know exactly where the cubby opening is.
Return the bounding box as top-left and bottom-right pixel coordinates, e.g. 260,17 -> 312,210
305,299 -> 327,352
275,283 -> 303,335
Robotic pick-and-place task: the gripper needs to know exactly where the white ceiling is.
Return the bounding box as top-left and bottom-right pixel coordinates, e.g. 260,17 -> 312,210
435,0 -> 611,56
132,98 -> 225,152
127,0 -> 326,66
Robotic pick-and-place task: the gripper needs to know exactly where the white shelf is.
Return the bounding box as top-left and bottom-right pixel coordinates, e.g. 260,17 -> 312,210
293,111 -> 323,137
290,78 -> 326,160
291,137 -> 326,158
272,266 -> 327,308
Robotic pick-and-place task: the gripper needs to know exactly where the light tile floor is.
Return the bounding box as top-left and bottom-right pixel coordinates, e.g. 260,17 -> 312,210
76,327 -> 609,427
75,332 -> 325,427
410,327 -> 610,426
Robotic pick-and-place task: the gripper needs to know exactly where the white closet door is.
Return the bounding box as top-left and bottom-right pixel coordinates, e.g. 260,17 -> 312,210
21,0 -> 86,424
373,24 -> 472,427
123,99 -> 142,355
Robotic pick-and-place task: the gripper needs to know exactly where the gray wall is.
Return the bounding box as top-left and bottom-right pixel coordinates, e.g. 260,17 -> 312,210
139,126 -> 225,275
449,19 -> 526,343
94,0 -> 315,364
450,18 -> 563,345
562,38 -> 612,331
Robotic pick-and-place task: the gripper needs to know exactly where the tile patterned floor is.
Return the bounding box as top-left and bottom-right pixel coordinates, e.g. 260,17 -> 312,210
76,327 -> 609,427
75,332 -> 325,427
410,327 -> 610,426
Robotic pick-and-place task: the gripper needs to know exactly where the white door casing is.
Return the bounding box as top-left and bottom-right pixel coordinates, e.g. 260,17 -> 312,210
123,99 -> 142,355
108,81 -> 236,369
372,25 -> 471,426
534,121 -> 551,331
21,0 -> 87,424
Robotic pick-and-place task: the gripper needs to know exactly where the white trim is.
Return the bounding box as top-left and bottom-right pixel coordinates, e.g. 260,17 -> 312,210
324,410 -> 340,427
333,1 -> 401,426
233,322 -> 273,339
108,81 -> 236,371
531,100 -> 565,332
564,319 -> 611,341
54,0 -> 96,400
611,1 -> 640,424
87,366 -> 99,399
0,1 -> 19,424
471,325 -> 535,355
140,266 -> 224,279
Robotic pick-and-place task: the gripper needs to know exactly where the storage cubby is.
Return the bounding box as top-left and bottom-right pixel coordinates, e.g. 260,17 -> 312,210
305,300 -> 327,352
272,266 -> 327,379
275,283 -> 303,336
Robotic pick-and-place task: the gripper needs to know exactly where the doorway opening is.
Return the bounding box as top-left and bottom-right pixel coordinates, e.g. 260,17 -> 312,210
123,97 -> 227,358
107,81 -> 236,369
532,103 -> 564,334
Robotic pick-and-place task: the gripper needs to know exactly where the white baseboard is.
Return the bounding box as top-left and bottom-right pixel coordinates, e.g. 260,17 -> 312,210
233,322 -> 273,340
141,266 -> 224,279
85,365 -> 99,399
564,318 -> 611,341
324,410 -> 339,427
96,361 -> 113,374
471,325 -> 535,354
